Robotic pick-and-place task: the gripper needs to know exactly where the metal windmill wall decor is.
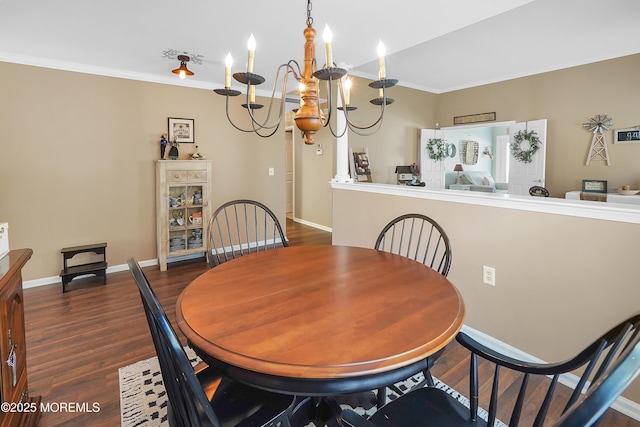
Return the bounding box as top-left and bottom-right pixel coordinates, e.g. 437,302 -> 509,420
583,114 -> 613,166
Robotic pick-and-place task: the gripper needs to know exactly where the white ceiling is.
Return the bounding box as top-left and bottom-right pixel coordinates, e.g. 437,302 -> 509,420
0,0 -> 638,95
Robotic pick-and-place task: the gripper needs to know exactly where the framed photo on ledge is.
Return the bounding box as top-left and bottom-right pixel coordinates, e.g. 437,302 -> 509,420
168,117 -> 195,143
582,179 -> 607,193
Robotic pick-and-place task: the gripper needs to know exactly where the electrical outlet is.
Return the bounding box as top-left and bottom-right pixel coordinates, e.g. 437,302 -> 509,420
483,266 -> 496,286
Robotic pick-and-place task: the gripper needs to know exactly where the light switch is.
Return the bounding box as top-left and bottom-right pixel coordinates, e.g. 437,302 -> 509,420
268,167 -> 275,176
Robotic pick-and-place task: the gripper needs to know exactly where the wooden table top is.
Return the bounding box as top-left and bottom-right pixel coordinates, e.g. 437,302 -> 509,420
176,245 -> 465,382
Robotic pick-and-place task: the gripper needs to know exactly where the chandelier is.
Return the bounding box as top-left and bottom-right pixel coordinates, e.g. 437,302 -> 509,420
214,0 -> 397,145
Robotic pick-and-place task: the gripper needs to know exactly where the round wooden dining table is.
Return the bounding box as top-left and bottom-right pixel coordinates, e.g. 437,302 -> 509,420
176,245 -> 465,403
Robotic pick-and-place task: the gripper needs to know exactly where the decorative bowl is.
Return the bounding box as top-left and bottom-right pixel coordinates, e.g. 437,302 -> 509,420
616,189 -> 639,196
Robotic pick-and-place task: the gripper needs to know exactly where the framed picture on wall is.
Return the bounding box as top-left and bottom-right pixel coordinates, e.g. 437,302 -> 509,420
168,117 -> 195,143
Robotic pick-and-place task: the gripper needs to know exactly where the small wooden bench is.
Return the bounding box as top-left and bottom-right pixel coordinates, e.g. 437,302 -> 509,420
60,243 -> 107,292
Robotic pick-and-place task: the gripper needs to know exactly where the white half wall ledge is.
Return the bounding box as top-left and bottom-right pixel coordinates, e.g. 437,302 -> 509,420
330,182 -> 640,225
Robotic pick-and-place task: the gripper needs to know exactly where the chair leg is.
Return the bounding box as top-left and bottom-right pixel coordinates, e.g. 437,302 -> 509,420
423,368 -> 435,388
377,387 -> 387,407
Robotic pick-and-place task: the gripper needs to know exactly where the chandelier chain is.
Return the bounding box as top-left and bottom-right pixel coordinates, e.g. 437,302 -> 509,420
306,0 -> 313,27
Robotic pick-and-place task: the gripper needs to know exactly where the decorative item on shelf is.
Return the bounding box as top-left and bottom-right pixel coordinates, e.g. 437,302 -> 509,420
511,129 -> 541,163
583,114 -> 612,165
190,145 -> 204,160
454,164 -> 464,179
482,146 -> 493,160
582,179 -> 607,194
616,185 -> 639,196
426,138 -> 447,161
213,0 -> 396,145
168,136 -> 179,160
189,211 -> 203,224
160,133 -> 168,159
193,190 -> 203,205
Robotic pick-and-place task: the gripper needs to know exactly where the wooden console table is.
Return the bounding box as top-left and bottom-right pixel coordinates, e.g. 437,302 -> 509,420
0,249 -> 41,427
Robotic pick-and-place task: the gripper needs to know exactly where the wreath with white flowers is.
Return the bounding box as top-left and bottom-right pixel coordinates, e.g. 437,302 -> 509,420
426,138 -> 447,161
511,130 -> 541,163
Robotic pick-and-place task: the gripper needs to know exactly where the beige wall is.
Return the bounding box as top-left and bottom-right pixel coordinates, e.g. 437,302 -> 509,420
2,54 -> 638,278
0,62 -> 437,279
332,186 -> 640,403
436,54 -> 640,197
0,62 -> 286,280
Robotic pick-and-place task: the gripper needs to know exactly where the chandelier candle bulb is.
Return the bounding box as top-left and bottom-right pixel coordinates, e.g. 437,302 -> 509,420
249,85 -> 255,103
247,34 -> 256,73
377,40 -> 386,79
224,52 -> 233,88
323,25 -> 333,67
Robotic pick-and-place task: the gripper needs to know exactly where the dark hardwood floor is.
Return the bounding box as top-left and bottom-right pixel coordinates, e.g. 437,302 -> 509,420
22,219 -> 637,426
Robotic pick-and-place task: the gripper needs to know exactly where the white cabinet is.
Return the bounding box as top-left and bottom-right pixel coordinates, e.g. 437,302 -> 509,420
156,160 -> 213,271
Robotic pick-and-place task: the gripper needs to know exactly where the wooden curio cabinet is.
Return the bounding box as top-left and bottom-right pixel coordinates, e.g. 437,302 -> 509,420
156,160 -> 213,271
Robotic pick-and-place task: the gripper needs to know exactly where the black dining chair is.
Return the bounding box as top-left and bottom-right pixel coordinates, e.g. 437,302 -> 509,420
374,213 -> 452,276
374,213 -> 452,403
207,199 -> 288,268
127,258 -> 295,427
342,313 -> 640,427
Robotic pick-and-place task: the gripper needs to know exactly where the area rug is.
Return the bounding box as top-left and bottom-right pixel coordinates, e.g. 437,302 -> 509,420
119,350 -> 507,427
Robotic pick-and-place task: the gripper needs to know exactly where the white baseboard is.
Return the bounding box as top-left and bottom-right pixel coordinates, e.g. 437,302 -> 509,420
461,325 -> 640,422
291,217 -> 333,233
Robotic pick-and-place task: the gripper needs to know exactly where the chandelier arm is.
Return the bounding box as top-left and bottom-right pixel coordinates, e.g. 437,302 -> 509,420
326,116 -> 349,139
286,60 -> 303,81
321,78 -> 333,128
322,80 -> 348,138
244,63 -> 297,132
250,118 -> 282,138
345,118 -> 385,137
224,94 -> 270,133
343,90 -> 388,132
250,67 -> 298,138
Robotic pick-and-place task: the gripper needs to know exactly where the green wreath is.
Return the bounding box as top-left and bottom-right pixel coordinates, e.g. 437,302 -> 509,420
426,138 -> 447,161
511,130 -> 541,163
